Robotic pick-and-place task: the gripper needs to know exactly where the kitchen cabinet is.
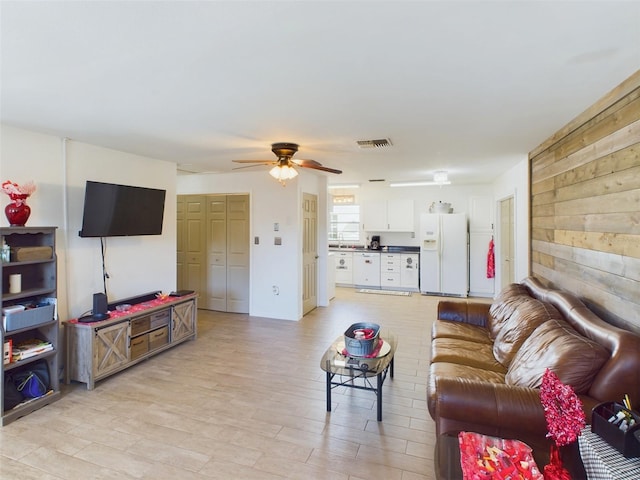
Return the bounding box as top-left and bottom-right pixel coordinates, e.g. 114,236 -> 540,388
335,251 -> 353,286
380,252 -> 420,291
362,199 -> 414,232
469,233 -> 495,297
468,195 -> 495,298
400,253 -> 420,291
353,252 -> 381,288
380,253 -> 401,289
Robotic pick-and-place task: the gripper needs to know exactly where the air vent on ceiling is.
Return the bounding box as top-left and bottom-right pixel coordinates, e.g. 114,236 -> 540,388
356,138 -> 392,149
369,179 -> 386,182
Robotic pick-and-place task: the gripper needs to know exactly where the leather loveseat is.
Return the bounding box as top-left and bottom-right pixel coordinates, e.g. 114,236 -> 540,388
427,276 -> 640,450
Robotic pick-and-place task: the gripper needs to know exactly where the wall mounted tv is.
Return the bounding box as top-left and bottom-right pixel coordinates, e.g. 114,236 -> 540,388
78,181 -> 166,237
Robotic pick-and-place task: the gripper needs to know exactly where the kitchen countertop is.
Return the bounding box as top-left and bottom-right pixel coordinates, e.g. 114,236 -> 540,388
329,246 -> 420,253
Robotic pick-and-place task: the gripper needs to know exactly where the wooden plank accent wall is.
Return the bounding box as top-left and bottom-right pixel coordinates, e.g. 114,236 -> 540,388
529,69 -> 640,334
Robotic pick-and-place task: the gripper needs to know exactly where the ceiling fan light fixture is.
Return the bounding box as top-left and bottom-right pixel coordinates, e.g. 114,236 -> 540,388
269,164 -> 298,184
433,171 -> 449,184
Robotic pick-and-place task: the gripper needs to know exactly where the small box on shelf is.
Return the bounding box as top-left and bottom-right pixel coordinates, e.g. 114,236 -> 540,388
3,302 -> 55,332
3,339 -> 12,364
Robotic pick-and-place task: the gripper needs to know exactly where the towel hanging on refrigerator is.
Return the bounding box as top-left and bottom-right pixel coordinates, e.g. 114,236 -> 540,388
487,238 -> 495,279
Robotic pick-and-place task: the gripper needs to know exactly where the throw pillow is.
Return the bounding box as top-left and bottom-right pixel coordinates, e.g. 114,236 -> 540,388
493,298 -> 561,367
505,318 -> 609,394
488,284 -> 531,339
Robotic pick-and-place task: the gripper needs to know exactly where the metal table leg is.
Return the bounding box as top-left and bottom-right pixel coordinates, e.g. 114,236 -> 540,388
377,372 -> 383,421
326,369 -> 332,412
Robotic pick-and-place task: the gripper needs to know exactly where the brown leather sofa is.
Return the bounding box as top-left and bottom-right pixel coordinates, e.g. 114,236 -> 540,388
427,276 -> 640,451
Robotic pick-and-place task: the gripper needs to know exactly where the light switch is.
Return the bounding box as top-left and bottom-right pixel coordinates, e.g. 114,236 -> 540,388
274,223 -> 279,231
254,236 -> 259,245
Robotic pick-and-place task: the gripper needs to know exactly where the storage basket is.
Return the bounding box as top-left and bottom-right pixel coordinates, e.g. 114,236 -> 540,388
344,322 -> 380,356
3,303 -> 55,332
591,402 -> 640,457
12,246 -> 53,262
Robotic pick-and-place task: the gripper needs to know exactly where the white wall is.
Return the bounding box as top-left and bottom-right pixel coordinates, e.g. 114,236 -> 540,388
1,123 -> 530,321
491,157 -> 530,289
1,124 -> 177,320
177,169 -> 329,321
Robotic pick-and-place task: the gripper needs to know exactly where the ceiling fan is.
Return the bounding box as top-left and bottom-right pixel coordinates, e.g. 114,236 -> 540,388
232,142 -> 342,185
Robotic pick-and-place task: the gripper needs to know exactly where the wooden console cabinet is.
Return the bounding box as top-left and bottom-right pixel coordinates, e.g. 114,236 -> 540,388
64,294 -> 197,390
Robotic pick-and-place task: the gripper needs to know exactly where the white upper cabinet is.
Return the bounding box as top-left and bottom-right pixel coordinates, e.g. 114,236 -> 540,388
468,195 -> 494,232
362,199 -> 414,232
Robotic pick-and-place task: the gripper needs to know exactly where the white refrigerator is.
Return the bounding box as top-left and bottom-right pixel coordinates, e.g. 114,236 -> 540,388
419,213 -> 468,297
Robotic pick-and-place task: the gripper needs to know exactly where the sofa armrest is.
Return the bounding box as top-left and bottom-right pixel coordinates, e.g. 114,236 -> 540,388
437,301 -> 490,327
433,377 -> 599,439
434,377 -> 547,437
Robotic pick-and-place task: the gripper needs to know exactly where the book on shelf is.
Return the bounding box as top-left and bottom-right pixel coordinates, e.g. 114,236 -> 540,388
3,338 -> 12,365
11,338 -> 53,362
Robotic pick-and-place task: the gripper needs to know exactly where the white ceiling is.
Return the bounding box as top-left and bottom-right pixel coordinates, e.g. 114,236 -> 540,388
2,1 -> 639,186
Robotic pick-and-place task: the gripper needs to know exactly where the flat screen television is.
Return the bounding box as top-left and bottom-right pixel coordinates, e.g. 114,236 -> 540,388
78,181 -> 166,237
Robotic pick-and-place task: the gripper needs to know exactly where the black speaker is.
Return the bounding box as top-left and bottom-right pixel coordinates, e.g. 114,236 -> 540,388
92,292 -> 110,320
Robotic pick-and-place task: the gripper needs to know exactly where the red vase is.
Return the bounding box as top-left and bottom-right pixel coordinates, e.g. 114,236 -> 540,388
5,195 -> 31,226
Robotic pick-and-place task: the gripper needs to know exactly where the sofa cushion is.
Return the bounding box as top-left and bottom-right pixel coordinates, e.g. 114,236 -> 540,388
428,362 -> 507,417
488,284 -> 531,339
493,298 -> 562,367
506,318 -> 610,394
432,320 -> 493,344
432,338 -> 507,373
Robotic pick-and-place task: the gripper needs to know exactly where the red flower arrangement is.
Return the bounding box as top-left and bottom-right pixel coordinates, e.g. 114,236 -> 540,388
2,180 -> 36,203
2,180 -> 36,226
539,369 -> 585,479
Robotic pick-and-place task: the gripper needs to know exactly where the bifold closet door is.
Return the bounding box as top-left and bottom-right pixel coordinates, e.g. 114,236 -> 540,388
207,194 -> 250,313
177,195 -> 206,299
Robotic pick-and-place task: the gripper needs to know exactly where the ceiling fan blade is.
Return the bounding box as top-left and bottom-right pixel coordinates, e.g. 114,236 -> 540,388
299,163 -> 342,174
232,159 -> 275,164
292,159 -> 322,167
232,164 -> 271,171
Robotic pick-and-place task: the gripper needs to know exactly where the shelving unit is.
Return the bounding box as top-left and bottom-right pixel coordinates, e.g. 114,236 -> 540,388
1,226 -> 60,426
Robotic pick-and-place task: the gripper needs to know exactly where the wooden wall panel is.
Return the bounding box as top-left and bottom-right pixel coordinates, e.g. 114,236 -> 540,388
530,69 -> 640,334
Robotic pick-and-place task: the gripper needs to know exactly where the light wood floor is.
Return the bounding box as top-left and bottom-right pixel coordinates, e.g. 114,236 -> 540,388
1,287 -> 449,479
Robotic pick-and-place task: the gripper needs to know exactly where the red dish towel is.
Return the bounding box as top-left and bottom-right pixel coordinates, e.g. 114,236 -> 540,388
487,238 -> 495,279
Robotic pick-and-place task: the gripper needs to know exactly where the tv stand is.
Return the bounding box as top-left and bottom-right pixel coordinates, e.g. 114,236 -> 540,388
64,293 -> 197,390
107,291 -> 161,310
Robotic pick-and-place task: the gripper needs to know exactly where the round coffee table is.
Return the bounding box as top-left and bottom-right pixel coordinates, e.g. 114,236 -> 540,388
320,330 -> 396,421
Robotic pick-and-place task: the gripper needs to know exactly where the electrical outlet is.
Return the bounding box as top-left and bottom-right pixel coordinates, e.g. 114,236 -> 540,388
254,236 -> 259,244
274,237 -> 282,245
